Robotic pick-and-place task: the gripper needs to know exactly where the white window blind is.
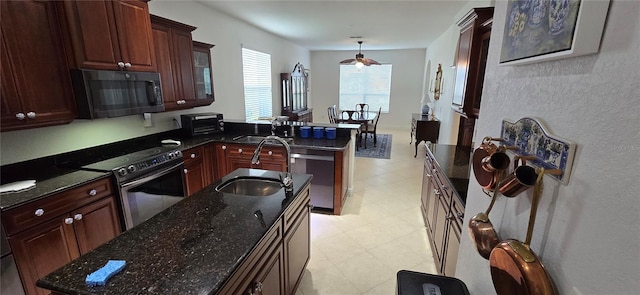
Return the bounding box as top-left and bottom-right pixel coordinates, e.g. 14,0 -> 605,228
339,64 -> 392,112
242,48 -> 272,120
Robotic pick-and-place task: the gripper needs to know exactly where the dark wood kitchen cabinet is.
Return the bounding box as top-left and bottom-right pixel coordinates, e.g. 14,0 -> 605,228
219,184 -> 310,295
182,144 -> 214,196
151,15 -> 206,111
2,178 -> 121,295
0,0 -> 76,132
420,147 -> 465,276
214,143 -> 287,180
193,41 -> 216,102
59,0 -> 156,71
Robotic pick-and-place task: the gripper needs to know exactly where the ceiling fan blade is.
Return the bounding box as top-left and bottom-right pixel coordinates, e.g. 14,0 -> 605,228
362,58 -> 381,65
339,58 -> 356,64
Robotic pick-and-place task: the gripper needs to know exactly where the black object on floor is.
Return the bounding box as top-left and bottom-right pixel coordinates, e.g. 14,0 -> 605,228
396,270 -> 470,295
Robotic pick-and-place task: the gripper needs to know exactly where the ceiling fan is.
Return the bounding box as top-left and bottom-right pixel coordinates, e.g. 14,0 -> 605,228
340,41 -> 380,68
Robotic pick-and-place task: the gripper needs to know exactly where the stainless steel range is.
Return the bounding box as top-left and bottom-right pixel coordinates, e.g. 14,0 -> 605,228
82,147 -> 186,230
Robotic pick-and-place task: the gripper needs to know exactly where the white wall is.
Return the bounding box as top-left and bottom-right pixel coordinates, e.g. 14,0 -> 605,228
0,1 -> 309,165
310,49 -> 425,129
456,1 -> 640,295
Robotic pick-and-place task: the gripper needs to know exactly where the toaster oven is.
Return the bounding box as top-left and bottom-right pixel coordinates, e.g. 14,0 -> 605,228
181,113 -> 224,137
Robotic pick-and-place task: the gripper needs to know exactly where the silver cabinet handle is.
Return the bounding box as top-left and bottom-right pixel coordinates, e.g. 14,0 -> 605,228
433,189 -> 440,195
124,62 -> 132,68
88,189 -> 97,196
16,113 -> 25,120
190,153 -> 196,158
238,148 -> 243,153
183,169 -> 188,174
117,61 -> 125,68
26,112 -> 36,119
74,214 -> 83,220
267,150 -> 273,156
426,173 -> 432,178
35,208 -> 44,216
445,214 -> 454,220
64,217 -> 74,225
457,212 -> 464,220
221,145 -> 227,150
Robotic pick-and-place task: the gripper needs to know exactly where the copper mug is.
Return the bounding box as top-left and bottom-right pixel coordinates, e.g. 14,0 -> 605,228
498,156 -> 538,198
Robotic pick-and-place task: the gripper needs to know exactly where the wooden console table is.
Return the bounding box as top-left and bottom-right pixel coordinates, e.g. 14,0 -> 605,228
411,113 -> 440,157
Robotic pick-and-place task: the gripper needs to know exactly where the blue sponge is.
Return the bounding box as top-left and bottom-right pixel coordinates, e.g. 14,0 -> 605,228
85,260 -> 126,287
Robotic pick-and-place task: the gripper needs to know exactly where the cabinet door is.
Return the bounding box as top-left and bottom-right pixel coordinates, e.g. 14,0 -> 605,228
240,247 -> 284,295
214,144 -> 229,180
183,146 -> 206,196
72,197 -> 122,255
193,41 -> 215,102
284,204 -> 310,294
421,164 -> 433,231
171,29 -> 196,108
10,215 -> 80,295
61,0 -> 155,71
203,143 -> 216,185
0,0 -> 76,132
431,191 -> 449,265
226,145 -> 255,172
151,22 -> 179,107
111,0 -> 155,71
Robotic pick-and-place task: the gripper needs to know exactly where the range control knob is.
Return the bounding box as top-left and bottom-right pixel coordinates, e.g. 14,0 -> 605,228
117,168 -> 127,176
127,165 -> 136,173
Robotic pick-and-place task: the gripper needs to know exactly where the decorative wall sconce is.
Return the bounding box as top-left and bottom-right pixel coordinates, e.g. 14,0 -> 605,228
429,63 -> 444,100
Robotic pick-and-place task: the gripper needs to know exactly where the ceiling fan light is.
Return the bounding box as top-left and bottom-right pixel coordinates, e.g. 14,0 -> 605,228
355,61 -> 364,69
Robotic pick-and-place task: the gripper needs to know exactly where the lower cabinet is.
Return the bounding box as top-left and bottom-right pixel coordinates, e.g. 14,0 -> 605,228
182,144 -> 214,196
3,178 -> 121,295
420,148 -> 464,276
219,184 -> 310,295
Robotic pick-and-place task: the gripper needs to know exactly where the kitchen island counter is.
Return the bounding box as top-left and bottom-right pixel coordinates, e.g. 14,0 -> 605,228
36,168 -> 312,295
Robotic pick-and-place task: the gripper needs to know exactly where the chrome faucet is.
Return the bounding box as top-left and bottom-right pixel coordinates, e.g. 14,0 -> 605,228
251,135 -> 293,193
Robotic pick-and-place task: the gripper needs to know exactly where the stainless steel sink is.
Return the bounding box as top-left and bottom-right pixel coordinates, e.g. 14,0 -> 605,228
215,177 -> 284,196
232,135 -> 294,144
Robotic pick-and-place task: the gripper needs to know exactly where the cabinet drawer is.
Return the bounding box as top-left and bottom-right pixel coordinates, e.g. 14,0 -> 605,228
283,186 -> 310,231
2,178 -> 114,235
183,145 -> 204,165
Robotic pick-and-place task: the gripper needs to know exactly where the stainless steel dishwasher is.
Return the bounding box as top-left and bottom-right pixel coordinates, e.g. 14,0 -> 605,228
290,148 -> 335,210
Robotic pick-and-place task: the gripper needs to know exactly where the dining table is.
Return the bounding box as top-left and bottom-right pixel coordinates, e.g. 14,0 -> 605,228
337,110 -> 377,148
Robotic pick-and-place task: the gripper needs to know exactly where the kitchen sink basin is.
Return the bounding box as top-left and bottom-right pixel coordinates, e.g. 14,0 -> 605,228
232,135 -> 294,144
215,177 -> 284,196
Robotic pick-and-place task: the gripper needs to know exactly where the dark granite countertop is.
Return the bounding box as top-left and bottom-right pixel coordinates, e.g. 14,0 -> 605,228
37,168 -> 312,295
172,132 -> 352,152
0,170 -> 112,211
425,144 -> 472,204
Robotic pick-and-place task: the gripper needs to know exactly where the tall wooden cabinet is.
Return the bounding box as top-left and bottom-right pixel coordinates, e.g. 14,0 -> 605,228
2,178 -> 121,295
193,41 -> 216,102
59,0 -> 156,71
452,7 -> 493,147
281,63 -> 312,122
0,0 -> 76,132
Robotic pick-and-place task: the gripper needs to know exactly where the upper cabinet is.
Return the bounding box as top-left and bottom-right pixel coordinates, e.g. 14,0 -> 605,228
281,63 -> 312,122
1,0 -> 76,132
452,7 -> 494,119
59,0 -> 156,72
193,41 -> 216,102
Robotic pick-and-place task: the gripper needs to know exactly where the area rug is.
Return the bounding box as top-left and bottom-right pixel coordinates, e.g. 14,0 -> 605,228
356,134 -> 392,159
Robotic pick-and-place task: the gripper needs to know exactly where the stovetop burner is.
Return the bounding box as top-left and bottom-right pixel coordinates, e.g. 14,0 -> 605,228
81,146 -> 183,183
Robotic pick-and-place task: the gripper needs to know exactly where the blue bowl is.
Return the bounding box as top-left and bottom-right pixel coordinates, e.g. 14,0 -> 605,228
313,127 -> 324,139
325,127 -> 336,139
300,126 -> 311,138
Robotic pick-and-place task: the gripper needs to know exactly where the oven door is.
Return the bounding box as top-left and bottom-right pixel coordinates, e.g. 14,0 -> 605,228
119,161 -> 186,230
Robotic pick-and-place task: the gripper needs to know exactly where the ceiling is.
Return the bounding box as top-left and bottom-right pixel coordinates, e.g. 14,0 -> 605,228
196,0 -> 471,51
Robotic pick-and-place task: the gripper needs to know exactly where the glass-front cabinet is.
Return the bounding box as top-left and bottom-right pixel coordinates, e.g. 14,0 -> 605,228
193,41 -> 215,101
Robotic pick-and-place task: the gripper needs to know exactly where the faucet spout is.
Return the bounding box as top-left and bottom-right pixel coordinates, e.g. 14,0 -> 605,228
252,135 -> 293,193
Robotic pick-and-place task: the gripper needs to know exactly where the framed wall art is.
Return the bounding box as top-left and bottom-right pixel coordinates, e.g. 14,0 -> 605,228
499,0 -> 610,66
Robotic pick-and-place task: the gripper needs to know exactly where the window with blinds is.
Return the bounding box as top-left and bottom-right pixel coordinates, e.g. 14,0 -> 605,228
339,64 -> 393,113
242,48 -> 273,120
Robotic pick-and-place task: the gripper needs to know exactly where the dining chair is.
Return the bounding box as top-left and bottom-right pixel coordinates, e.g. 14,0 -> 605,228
355,103 -> 369,114
327,105 -> 338,123
362,107 -> 382,146
340,110 -> 364,150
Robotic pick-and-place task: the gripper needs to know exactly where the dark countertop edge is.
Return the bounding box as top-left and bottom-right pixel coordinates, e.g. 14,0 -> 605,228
174,133 -> 352,152
36,169 -> 313,295
0,170 -> 112,212
226,119 -> 362,129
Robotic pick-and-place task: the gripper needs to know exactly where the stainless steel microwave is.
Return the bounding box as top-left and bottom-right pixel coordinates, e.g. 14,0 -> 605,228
71,69 -> 164,119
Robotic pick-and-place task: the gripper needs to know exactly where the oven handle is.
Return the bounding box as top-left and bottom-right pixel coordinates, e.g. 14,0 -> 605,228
120,161 -> 184,189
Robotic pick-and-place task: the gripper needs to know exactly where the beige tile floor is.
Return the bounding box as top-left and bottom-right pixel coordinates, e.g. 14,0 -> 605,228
296,128 -> 438,295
